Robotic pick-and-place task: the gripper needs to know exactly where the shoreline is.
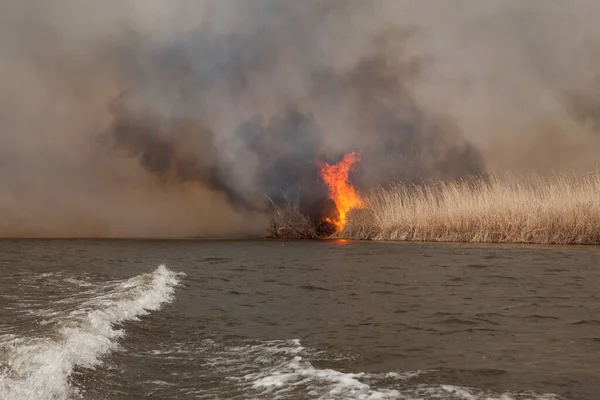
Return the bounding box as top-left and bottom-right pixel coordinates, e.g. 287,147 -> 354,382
0,236 -> 598,248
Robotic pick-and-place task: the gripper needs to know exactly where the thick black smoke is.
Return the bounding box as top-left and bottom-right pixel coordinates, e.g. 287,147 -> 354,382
105,101 -> 329,214
102,20 -> 485,219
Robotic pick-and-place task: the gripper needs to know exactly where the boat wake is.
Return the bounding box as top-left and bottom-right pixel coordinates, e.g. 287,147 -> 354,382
227,340 -> 564,400
0,265 -> 183,400
144,338 -> 565,400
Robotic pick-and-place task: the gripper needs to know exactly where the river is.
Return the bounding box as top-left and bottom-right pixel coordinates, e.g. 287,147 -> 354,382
0,239 -> 598,399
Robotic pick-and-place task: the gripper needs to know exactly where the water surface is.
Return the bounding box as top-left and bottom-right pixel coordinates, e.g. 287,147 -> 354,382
0,239 -> 598,399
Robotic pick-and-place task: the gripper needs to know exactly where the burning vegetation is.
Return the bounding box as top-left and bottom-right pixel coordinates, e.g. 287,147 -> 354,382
317,152 -> 365,231
266,152 -> 600,245
266,151 -> 366,239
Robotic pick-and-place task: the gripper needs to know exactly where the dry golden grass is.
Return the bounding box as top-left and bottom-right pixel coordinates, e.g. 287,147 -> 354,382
342,173 -> 600,244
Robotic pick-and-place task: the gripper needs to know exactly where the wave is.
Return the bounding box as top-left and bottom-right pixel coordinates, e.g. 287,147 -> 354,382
145,338 -> 564,400
168,339 -> 562,400
0,265 -> 184,400
233,340 -> 563,400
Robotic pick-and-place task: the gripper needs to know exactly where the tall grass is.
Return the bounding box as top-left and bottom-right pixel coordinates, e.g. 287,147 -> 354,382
342,173 -> 600,244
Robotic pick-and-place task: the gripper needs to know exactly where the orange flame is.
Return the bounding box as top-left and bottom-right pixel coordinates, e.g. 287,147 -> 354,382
318,152 -> 364,231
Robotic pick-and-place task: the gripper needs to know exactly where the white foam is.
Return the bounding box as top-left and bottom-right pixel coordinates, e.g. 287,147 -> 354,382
220,340 -> 564,400
235,342 -> 410,400
248,355 -> 403,399
63,277 -> 93,288
0,265 -> 183,400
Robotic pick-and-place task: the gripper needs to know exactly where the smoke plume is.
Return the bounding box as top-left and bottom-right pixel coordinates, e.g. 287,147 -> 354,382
1,0 -> 600,237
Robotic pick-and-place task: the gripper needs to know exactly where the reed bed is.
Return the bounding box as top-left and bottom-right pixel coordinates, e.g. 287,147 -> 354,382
342,173 -> 600,244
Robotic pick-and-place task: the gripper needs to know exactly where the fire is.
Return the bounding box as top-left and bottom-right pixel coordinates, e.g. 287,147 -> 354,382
318,152 -> 364,231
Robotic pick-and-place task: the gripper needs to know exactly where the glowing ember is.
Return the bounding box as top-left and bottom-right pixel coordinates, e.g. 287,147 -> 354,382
318,152 -> 364,231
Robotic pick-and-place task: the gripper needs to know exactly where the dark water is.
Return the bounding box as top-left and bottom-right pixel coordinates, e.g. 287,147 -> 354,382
0,239 -> 599,399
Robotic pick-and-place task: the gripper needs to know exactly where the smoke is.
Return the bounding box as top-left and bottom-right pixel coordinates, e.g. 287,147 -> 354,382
100,3 -> 485,218
1,0 -> 599,237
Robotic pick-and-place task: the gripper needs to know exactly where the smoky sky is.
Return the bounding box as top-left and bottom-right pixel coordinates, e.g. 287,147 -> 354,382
101,6 -> 484,217
1,0 -> 600,237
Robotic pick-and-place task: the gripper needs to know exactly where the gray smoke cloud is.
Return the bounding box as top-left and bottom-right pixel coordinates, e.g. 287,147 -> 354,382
0,0 -> 599,237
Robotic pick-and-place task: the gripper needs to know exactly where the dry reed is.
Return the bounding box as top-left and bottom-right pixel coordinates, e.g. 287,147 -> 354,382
342,173 -> 600,244
265,195 -> 319,239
